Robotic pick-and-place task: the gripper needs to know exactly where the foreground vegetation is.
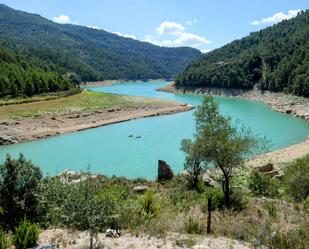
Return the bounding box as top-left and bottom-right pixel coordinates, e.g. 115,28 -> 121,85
0,90 -> 172,120
176,10 -> 309,97
0,153 -> 308,248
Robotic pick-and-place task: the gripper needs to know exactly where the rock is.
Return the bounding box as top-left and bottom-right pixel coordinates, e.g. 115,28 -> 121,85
265,170 -> 280,177
256,163 -> 274,173
202,174 -> 215,187
181,170 -> 190,177
0,135 -> 17,145
105,229 -> 120,238
108,109 -> 115,113
29,245 -> 56,249
158,160 -> 173,181
133,185 -> 149,193
285,109 -> 292,114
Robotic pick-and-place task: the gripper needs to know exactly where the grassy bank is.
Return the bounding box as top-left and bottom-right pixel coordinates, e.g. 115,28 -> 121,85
0,90 -> 174,120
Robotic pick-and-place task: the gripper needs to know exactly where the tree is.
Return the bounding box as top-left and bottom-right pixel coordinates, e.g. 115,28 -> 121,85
182,96 -> 266,207
0,154 -> 42,231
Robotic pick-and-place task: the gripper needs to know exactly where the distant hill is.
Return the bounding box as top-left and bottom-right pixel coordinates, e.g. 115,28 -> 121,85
175,10 -> 309,97
0,4 -> 201,85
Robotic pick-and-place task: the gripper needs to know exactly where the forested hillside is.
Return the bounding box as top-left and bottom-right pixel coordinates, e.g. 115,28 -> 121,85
176,10 -> 309,97
0,4 -> 201,84
0,46 -> 74,97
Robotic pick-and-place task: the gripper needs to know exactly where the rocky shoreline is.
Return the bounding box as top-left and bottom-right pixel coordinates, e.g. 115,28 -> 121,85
158,83 -> 309,122
0,103 -> 193,145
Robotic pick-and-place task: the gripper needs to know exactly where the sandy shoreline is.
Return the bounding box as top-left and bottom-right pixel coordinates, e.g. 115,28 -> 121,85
0,102 -> 193,145
159,83 -> 309,168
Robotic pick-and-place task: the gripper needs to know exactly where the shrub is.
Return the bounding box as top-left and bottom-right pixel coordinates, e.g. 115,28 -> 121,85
185,217 -> 203,234
12,218 -> 39,249
0,230 -> 8,249
270,225 -> 309,249
249,170 -> 281,198
0,154 -> 42,230
204,188 -> 225,210
283,155 -> 309,202
138,190 -> 160,220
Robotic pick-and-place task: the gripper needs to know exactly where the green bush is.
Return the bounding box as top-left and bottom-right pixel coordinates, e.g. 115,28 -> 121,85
202,188 -> 225,211
0,154 -> 42,230
185,217 -> 203,234
269,225 -> 309,249
283,155 -> 309,202
249,170 -> 281,198
0,230 -> 8,249
12,218 -> 39,249
138,190 -> 160,220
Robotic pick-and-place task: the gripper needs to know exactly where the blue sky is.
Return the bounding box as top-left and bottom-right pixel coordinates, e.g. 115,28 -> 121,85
1,0 -> 308,52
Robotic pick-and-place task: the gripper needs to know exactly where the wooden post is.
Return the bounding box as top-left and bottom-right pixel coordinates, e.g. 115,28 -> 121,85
207,197 -> 212,234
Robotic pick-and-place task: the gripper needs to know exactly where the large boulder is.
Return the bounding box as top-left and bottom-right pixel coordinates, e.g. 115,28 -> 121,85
256,163 -> 274,173
158,160 -> 173,181
133,185 -> 149,193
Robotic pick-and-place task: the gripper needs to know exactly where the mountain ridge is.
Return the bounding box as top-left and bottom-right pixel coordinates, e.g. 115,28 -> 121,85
175,10 -> 309,97
0,4 -> 201,83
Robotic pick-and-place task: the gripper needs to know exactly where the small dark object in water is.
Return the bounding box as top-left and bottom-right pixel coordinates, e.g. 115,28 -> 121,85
128,134 -> 134,138
135,135 -> 142,139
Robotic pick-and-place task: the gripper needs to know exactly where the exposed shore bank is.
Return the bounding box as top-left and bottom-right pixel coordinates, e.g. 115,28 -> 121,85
0,93 -> 193,145
159,83 -> 309,122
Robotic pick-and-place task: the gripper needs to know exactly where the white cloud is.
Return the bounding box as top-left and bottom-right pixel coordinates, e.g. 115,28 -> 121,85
185,19 -> 197,25
156,21 -> 185,35
52,15 -> 72,24
200,48 -> 211,53
86,25 -> 101,30
250,9 -> 301,26
113,31 -> 136,40
144,21 -> 210,51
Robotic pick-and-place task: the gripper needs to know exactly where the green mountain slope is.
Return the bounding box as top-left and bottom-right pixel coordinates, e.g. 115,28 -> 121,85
0,46 -> 74,97
0,4 -> 201,83
175,10 -> 309,97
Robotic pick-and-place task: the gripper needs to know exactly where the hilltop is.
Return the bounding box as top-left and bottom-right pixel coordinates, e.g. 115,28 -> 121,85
175,10 -> 309,97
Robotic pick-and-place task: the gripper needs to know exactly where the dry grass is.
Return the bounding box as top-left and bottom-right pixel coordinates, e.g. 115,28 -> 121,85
0,91 -> 174,120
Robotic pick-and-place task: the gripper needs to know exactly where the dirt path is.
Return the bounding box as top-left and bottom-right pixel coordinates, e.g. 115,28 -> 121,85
38,229 -> 257,249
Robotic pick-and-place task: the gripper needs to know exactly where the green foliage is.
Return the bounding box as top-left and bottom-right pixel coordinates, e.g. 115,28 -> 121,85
0,4 -> 200,86
0,154 -> 42,231
0,230 -> 8,249
181,96 -> 265,207
265,202 -> 278,219
176,10 -> 309,97
185,217 -> 203,234
138,190 -> 160,220
269,226 -> 309,249
249,170 -> 281,198
0,46 -> 75,97
12,218 -> 39,249
283,154 -> 309,202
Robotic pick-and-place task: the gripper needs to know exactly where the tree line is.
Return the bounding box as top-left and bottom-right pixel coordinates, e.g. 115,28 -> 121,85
0,46 -> 75,97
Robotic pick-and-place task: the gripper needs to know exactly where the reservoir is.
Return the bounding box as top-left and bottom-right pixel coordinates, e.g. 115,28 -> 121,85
0,82 -> 308,179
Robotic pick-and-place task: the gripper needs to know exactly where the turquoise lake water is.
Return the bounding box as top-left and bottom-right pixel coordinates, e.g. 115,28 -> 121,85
1,82 -> 309,179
